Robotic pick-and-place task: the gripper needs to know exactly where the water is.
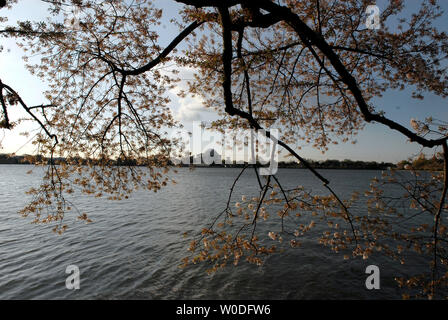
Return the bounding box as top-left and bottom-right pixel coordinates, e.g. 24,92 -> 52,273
0,165 -> 431,299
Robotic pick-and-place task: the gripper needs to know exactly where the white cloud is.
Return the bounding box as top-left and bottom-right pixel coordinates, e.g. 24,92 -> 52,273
176,94 -> 207,121
165,66 -> 217,122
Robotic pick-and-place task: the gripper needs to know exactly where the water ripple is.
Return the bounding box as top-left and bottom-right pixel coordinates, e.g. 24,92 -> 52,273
0,165 -> 426,299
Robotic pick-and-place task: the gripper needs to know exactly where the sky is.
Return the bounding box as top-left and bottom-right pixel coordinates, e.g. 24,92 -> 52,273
0,0 -> 447,163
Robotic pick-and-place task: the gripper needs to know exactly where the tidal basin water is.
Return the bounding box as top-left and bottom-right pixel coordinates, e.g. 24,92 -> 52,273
0,165 -> 430,299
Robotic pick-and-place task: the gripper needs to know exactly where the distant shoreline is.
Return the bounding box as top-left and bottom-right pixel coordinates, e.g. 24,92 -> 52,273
0,162 -> 394,170
1,163 -> 441,171
1,152 -> 442,171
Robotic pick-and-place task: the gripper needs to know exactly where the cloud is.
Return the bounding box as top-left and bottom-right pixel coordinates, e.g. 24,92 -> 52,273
175,94 -> 206,121
165,66 -> 216,122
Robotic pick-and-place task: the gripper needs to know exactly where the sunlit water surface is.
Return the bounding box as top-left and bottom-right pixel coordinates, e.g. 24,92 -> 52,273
0,165 -> 432,299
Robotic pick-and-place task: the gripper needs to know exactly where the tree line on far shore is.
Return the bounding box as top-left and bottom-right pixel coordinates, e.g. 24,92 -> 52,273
396,154 -> 444,171
3,152 -> 442,170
